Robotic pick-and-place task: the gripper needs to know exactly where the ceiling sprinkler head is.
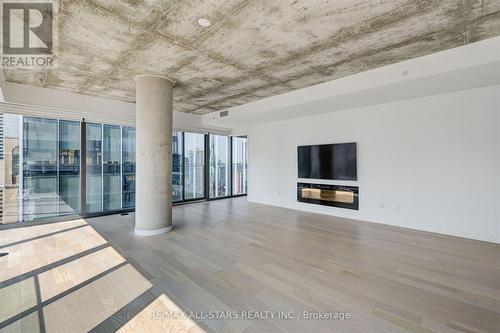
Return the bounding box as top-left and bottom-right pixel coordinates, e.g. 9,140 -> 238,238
198,18 -> 211,27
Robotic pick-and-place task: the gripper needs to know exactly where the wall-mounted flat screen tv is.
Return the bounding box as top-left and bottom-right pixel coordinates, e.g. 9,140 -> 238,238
298,143 -> 357,180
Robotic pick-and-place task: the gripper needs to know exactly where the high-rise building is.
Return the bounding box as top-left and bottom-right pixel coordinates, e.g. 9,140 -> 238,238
0,114 -> 20,224
0,113 -> 4,160
172,131 -> 182,201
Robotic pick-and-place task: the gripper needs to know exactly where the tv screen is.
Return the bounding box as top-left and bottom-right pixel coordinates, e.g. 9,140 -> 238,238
298,143 -> 357,180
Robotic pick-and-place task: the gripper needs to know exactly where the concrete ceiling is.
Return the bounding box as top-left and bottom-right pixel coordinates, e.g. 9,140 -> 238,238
4,0 -> 500,115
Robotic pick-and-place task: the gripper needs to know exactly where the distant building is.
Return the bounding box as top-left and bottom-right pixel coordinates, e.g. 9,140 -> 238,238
0,136 -> 20,224
0,113 -> 4,160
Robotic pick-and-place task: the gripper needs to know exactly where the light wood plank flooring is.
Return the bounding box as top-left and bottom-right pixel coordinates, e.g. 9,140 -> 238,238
1,198 -> 499,333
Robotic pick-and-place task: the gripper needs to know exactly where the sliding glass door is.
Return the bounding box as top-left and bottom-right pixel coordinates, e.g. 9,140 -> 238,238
184,132 -> 205,200
209,134 -> 230,198
86,123 -> 103,213
86,124 -> 137,214
103,125 -> 121,211
22,117 -> 59,220
58,120 -> 80,216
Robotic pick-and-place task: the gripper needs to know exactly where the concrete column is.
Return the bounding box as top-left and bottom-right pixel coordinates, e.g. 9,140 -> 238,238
134,74 -> 173,236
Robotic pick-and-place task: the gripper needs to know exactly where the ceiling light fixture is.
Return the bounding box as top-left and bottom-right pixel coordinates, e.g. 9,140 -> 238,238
198,18 -> 211,27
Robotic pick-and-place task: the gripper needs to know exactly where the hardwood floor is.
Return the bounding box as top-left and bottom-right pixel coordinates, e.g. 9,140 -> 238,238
1,198 -> 499,332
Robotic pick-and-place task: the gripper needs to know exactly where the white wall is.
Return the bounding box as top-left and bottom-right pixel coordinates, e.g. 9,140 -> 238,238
247,86 -> 500,243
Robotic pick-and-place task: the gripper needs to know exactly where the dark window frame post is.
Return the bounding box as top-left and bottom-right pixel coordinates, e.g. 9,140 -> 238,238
182,131 -> 186,201
79,119 -> 87,216
230,136 -> 234,197
204,133 -> 209,200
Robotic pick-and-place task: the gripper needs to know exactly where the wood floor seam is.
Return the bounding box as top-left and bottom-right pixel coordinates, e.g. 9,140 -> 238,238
0,244 -> 110,288
0,224 -> 89,250
0,260 -> 128,330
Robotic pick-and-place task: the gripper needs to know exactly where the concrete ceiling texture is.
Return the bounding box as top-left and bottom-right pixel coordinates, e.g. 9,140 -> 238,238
4,0 -> 500,115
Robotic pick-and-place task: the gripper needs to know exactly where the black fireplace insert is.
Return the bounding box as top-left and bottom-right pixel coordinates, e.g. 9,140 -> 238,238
297,183 -> 359,210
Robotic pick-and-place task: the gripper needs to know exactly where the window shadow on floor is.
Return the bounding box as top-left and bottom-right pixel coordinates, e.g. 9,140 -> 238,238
0,218 -> 206,333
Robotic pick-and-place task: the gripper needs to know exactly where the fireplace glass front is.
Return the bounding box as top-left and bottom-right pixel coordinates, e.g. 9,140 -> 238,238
297,183 -> 359,210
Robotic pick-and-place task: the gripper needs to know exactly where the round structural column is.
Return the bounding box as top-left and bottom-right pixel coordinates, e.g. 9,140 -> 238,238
134,74 -> 174,236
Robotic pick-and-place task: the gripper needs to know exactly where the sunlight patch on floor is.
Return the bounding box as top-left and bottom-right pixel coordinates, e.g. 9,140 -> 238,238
38,246 -> 126,301
0,225 -> 107,283
0,277 -> 36,323
0,219 -> 211,333
43,264 -> 152,333
0,220 -> 87,247
0,312 -> 39,333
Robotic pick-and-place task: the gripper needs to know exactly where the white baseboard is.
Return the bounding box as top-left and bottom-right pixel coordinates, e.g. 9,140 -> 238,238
134,225 -> 173,236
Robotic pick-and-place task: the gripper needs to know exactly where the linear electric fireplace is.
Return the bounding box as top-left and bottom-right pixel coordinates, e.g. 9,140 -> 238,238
297,183 -> 359,210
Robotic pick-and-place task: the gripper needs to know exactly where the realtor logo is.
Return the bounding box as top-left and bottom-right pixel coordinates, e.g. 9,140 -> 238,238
1,0 -> 57,68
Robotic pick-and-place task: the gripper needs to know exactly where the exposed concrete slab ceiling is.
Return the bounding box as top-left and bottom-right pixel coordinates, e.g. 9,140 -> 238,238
4,0 -> 500,115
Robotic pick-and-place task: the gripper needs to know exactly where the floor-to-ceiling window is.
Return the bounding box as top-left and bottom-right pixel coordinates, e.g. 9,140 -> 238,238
86,123 -> 103,213
171,132 -> 247,203
209,134 -> 230,198
58,120 -> 80,216
0,112 -> 246,224
1,115 -> 84,223
0,113 -> 138,224
103,125 -> 121,211
122,127 -> 135,209
87,123 -> 137,214
232,136 -> 248,195
184,132 -> 205,200
22,117 -> 59,220
172,130 -> 183,202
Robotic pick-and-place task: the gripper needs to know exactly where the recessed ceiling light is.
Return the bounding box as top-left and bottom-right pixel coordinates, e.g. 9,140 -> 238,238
198,18 -> 211,27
